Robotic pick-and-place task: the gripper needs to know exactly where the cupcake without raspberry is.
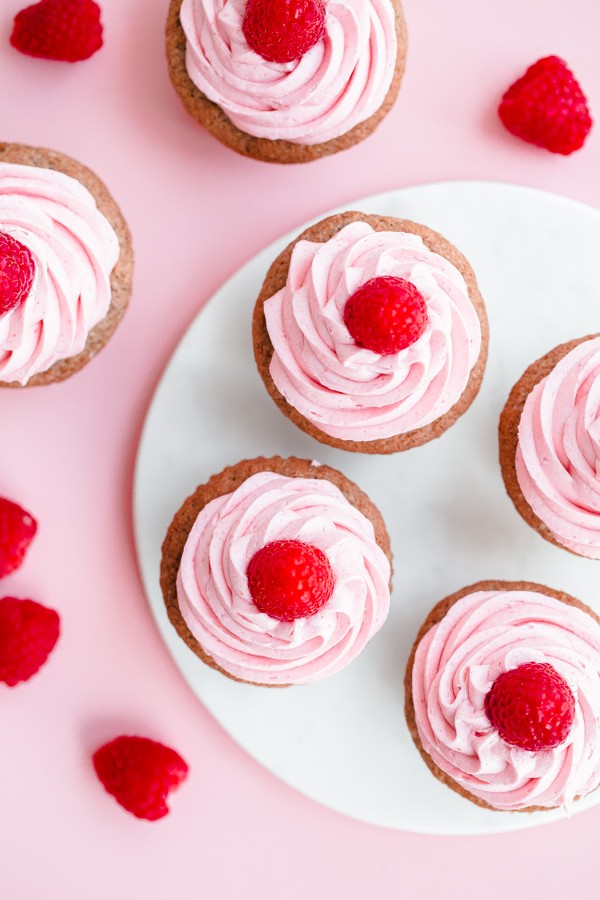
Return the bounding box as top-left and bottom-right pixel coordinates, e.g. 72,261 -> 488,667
160,456 -> 392,686
405,580 -> 600,812
253,212 -> 488,453
0,142 -> 133,387
166,0 -> 407,164
499,335 -> 600,559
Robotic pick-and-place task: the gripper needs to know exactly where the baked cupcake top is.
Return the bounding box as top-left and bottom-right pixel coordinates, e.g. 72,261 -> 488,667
180,0 -> 397,145
411,587 -> 600,811
515,336 -> 600,558
0,163 -> 120,385
176,470 -> 391,685
263,221 -> 482,442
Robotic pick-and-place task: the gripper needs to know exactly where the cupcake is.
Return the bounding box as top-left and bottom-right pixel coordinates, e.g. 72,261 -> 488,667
0,142 -> 133,387
160,456 -> 392,686
166,0 -> 407,164
405,580 -> 600,812
499,335 -> 600,559
253,212 -> 488,453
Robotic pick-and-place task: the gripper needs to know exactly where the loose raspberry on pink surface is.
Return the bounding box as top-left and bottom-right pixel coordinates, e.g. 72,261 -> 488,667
485,662 -> 575,751
247,539 -> 334,621
0,233 -> 35,317
344,276 -> 429,355
93,736 -> 189,821
498,56 -> 592,155
11,0 -> 104,62
0,597 -> 60,686
0,497 -> 37,578
242,0 -> 326,64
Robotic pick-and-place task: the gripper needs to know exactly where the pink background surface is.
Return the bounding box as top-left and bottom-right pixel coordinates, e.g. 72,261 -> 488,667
1,0 -> 599,896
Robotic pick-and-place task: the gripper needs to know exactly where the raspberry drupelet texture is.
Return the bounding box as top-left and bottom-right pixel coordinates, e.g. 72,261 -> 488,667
344,276 -> 429,355
242,0 -> 326,64
0,497 -> 37,578
11,0 -> 104,62
247,539 -> 334,621
0,597 -> 60,686
498,56 -> 592,155
93,736 -> 189,821
485,661 -> 576,752
0,233 -> 35,317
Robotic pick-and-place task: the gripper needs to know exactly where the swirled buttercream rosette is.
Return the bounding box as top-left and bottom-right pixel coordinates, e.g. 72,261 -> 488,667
166,0 -> 407,163
500,334 -> 600,559
0,143 -> 133,387
160,456 -> 392,686
253,212 -> 488,453
406,581 -> 600,812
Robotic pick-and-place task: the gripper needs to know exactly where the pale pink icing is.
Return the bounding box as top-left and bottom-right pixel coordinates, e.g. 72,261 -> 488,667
0,163 -> 120,385
516,337 -> 600,558
264,222 -> 482,442
180,0 -> 397,145
176,471 -> 391,685
412,589 -> 600,811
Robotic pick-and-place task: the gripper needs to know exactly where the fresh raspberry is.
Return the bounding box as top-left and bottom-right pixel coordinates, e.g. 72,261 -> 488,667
11,0 -> 104,63
0,233 -> 35,317
0,597 -> 60,686
93,736 -> 189,821
498,56 -> 592,155
485,662 -> 575,751
0,497 -> 37,578
344,276 -> 429,355
247,539 -> 334,621
242,0 -> 326,64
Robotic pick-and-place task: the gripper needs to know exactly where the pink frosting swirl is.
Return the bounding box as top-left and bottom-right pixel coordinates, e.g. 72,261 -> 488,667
0,163 -> 119,385
176,471 -> 391,684
411,589 -> 600,811
516,337 -> 600,558
180,0 -> 397,145
264,222 -> 482,442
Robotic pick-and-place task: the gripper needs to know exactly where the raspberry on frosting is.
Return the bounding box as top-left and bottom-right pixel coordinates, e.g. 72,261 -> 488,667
247,539 -> 334,621
0,162 -> 119,385
485,662 -> 575,752
176,471 -> 391,685
264,222 -> 482,442
242,0 -> 326,64
0,232 -> 35,317
515,337 -> 600,558
180,0 -> 397,145
411,588 -> 600,811
344,276 -> 428,355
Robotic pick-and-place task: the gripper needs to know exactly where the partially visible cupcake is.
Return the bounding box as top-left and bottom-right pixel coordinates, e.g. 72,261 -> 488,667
253,212 -> 488,453
166,0 -> 407,163
0,142 -> 133,387
405,580 -> 600,812
499,335 -> 600,559
160,456 -> 392,686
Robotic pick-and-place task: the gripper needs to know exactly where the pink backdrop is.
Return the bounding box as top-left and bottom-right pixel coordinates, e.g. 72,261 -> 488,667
1,1 -> 599,896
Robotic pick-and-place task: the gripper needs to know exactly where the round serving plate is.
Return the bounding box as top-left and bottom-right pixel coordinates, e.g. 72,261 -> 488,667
134,182 -> 600,835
